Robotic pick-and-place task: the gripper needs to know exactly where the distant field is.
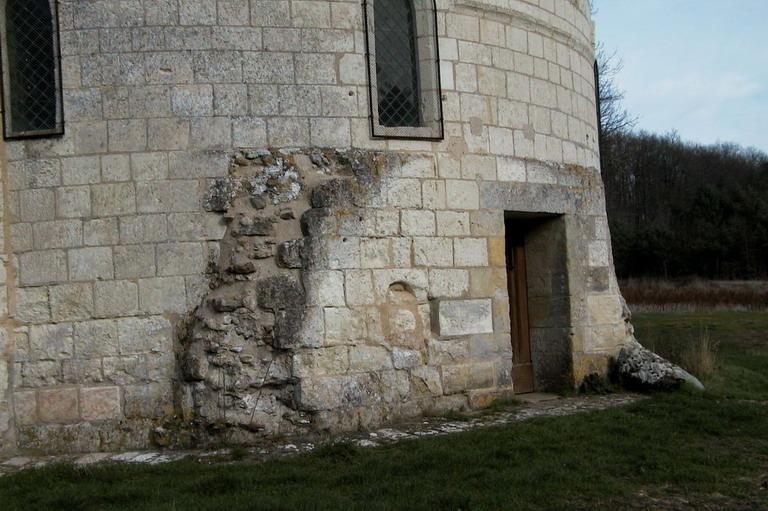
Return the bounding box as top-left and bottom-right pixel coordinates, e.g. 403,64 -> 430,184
621,278 -> 768,312
1,311 -> 767,510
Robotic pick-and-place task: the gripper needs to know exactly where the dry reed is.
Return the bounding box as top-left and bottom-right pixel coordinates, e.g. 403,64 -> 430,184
680,329 -> 719,380
621,278 -> 768,312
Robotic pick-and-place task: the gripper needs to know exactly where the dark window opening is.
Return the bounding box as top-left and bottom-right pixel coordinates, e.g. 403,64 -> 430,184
2,0 -> 63,138
364,0 -> 443,139
374,0 -> 421,127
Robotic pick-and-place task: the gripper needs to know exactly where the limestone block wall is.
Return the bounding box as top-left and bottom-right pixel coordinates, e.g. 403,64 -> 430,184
0,0 -> 631,455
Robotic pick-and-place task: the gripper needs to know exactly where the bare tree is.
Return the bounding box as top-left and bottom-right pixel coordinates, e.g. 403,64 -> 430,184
596,42 -> 637,137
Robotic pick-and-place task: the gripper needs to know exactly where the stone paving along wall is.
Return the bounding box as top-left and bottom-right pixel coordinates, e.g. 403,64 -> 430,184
0,0 -> 632,455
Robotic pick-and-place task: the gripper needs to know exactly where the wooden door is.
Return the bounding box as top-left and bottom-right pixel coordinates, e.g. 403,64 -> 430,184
506,227 -> 534,393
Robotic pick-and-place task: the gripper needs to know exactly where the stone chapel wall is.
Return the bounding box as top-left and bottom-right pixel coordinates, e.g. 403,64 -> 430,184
0,0 -> 629,455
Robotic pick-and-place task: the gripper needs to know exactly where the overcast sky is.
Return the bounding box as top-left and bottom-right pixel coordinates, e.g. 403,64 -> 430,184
593,0 -> 768,152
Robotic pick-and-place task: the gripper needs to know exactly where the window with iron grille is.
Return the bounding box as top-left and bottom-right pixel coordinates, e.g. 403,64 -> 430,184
364,0 -> 443,140
1,0 -> 64,139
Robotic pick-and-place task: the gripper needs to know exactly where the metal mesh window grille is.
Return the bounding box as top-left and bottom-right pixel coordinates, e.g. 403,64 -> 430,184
374,0 -> 421,128
364,0 -> 443,140
1,0 -> 64,138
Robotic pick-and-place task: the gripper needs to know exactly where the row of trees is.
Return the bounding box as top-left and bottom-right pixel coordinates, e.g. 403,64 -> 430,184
597,47 -> 768,279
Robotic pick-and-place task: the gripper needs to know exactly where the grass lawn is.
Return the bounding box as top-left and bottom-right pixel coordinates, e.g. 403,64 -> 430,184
2,311 -> 767,510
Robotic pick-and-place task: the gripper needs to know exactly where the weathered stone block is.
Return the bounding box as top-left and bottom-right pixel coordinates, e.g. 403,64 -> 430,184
387,178 -> 422,209
19,250 -> 68,286
50,283 -> 94,322
298,306 -> 325,348
19,188 -> 55,222
310,178 -> 354,208
130,152 -> 168,181
413,237 -> 453,267
441,364 -> 469,394
305,271 -> 345,307
92,183 -> 136,216
18,360 -> 60,388
80,386 -> 122,421
324,307 -> 367,345
123,383 -> 172,419
62,156 -> 101,185
108,120 -> 147,152
119,214 -> 168,244
411,366 -> 443,395
348,345 -> 392,372
497,157 -> 526,182
147,118 -> 190,151
401,210 -> 435,236
436,211 -> 471,236
587,294 -> 622,325
156,242 -> 206,276
257,275 -> 305,312
168,212 -> 227,241
136,180 -> 199,213
62,358 -> 104,384
467,361 -> 496,389
435,299 -> 493,337
372,269 -> 429,301
69,247 -> 114,281
445,180 -> 480,210
117,316 -> 172,355
453,238 -> 488,267
469,268 -> 507,298
74,320 -> 119,358
344,270 -> 374,306
33,220 -> 83,249
13,390 -> 37,425
588,240 -> 610,267
38,388 -> 79,423
293,346 -> 348,377
138,277 -> 187,314
84,218 -> 120,246
233,116 -> 268,147
296,53 -> 336,84
30,323 -> 74,360
470,210 -> 505,236
15,288 -> 51,324
278,239 -> 305,268
101,154 -> 131,182
310,118 -> 351,147
234,216 -> 276,236
392,347 -> 422,369
359,237 -> 390,269
487,237 -> 507,267
171,85 -> 214,117
429,269 -> 469,298
57,186 -> 91,218
114,244 -> 156,279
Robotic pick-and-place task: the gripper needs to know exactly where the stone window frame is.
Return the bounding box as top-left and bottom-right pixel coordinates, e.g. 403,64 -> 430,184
0,0 -> 65,139
363,0 -> 444,140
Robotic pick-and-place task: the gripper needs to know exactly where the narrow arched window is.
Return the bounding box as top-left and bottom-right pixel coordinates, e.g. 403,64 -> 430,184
1,0 -> 64,138
364,0 -> 443,139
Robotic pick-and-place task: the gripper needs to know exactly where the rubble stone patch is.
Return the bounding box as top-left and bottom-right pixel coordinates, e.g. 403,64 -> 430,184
615,340 -> 705,391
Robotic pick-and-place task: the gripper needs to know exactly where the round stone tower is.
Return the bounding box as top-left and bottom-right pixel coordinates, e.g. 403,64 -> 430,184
0,0 -> 632,454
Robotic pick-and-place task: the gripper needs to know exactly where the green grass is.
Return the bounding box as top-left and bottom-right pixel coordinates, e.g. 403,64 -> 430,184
2,311 -> 767,510
633,311 -> 768,400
